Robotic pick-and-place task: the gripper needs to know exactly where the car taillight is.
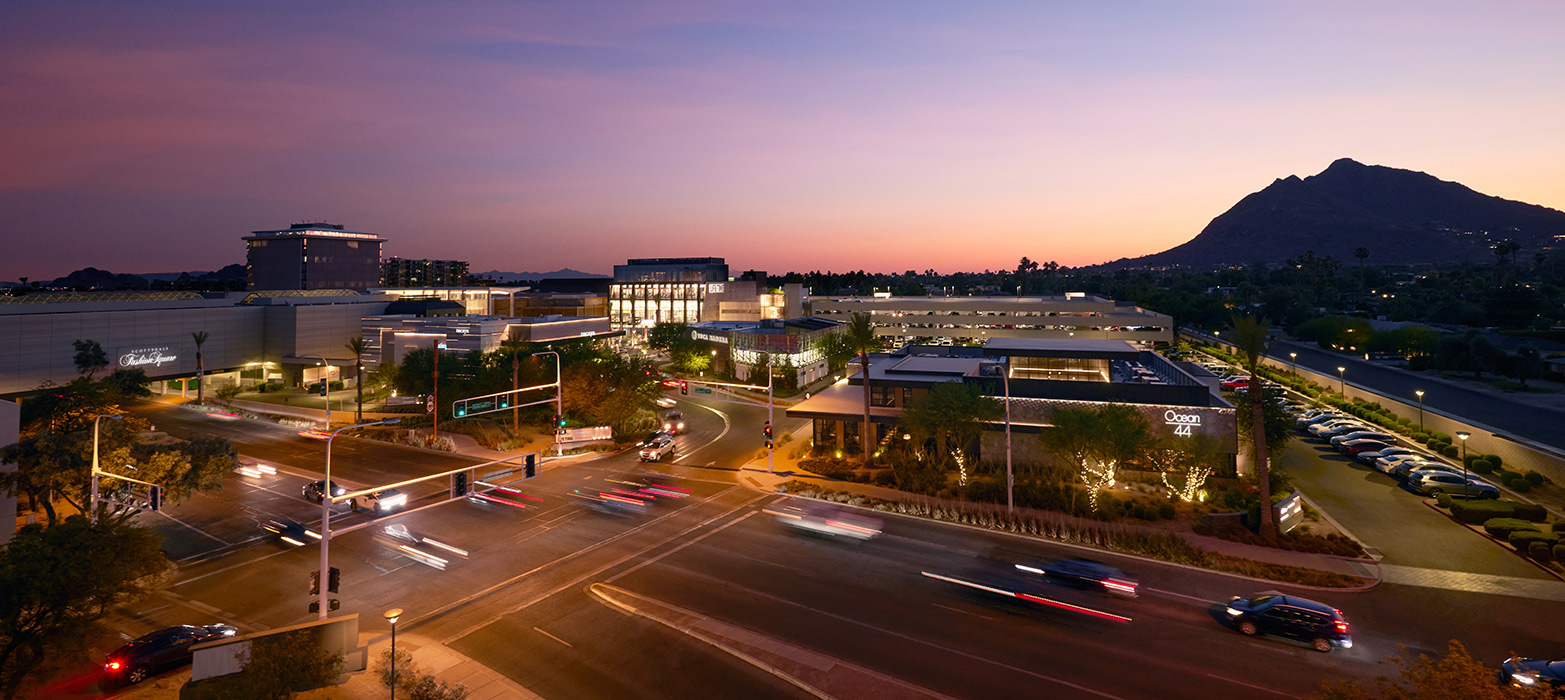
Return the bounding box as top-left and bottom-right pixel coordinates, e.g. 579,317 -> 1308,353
105,661 -> 121,671
1334,620 -> 1349,633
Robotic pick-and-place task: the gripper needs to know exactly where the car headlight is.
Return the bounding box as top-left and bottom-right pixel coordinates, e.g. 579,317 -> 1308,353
1226,607 -> 1243,616
1514,672 -> 1538,685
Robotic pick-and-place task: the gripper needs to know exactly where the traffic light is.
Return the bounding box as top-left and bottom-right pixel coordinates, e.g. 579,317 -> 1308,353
327,567 -> 340,594
320,379 -> 328,397
308,600 -> 340,614
680,381 -> 689,396
454,471 -> 469,496
148,485 -> 162,512
310,570 -> 320,596
524,453 -> 537,479
763,422 -> 772,440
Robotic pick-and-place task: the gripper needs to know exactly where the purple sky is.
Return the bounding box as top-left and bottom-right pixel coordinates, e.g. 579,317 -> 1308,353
3,1 -> 1563,281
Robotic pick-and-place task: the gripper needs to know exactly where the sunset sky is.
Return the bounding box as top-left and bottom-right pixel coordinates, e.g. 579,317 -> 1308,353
3,1 -> 1563,281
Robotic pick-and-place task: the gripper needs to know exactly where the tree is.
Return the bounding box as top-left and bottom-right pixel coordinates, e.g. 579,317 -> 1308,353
900,381 -> 1001,486
216,384 -> 243,404
1039,405 -> 1152,511
236,630 -> 344,700
1353,246 -> 1370,284
1149,433 -> 1226,502
499,330 -> 530,432
344,337 -> 369,424
1313,640 -> 1530,700
71,340 -> 109,380
0,515 -> 168,700
1231,314 -> 1277,538
191,331 -> 210,402
845,312 -> 878,467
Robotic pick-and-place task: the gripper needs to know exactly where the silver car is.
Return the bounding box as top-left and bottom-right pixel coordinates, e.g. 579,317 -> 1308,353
1413,472 -> 1498,499
1392,460 -> 1460,481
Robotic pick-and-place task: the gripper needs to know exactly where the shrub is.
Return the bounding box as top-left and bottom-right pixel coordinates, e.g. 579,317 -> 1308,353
1435,492 -> 1452,509
1529,542 -> 1554,561
964,478 -> 1005,504
1513,502 -> 1548,522
1462,454 -> 1479,469
1556,543 -> 1565,562
1412,433 -> 1429,444
1441,445 -> 1460,459
1508,530 -> 1559,550
1158,502 -> 1176,520
1512,480 -> 1533,493
1449,499 -> 1518,524
1525,471 -> 1544,486
1553,521 -> 1565,534
1482,518 -> 1540,539
1470,459 -> 1495,475
1498,472 -> 1519,487
1487,454 -> 1503,468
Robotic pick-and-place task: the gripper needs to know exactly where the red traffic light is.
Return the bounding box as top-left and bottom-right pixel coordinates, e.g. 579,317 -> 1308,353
679,381 -> 689,396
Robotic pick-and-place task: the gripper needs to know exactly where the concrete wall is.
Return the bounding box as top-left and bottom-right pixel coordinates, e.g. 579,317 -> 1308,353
191,614 -> 363,683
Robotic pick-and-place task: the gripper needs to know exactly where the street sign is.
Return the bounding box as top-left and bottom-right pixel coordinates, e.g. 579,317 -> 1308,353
694,386 -> 714,396
425,395 -> 435,414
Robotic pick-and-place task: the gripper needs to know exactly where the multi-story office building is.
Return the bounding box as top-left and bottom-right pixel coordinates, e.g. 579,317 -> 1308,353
244,222 -> 384,291
380,258 -> 470,287
809,293 -> 1172,346
690,317 -> 844,387
360,313 -> 612,371
609,258 -> 804,331
788,337 -> 1237,472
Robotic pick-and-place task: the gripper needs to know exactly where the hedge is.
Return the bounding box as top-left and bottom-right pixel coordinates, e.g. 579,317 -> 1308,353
1512,481 -> 1533,493
1441,445 -> 1460,458
1450,500 -> 1547,524
1553,521 -> 1565,533
1487,454 -> 1504,468
1509,530 -> 1560,550
1556,544 -> 1565,562
1483,518 -> 1541,539
1525,471 -> 1544,486
1471,459 -> 1495,475
1529,542 -> 1553,561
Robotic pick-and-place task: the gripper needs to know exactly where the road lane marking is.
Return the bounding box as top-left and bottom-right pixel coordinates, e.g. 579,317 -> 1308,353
173,548 -> 295,586
1143,587 -> 1214,606
605,511 -> 757,583
532,626 -> 574,648
1206,673 -> 1300,698
152,510 -> 231,545
931,602 -> 993,620
674,403 -> 731,463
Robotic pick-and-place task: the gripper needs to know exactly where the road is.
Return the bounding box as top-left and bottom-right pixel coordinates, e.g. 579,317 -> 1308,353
70,396 -> 1565,700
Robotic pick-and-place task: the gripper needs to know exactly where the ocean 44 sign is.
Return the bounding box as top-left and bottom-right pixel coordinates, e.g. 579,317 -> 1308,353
1164,409 -> 1202,437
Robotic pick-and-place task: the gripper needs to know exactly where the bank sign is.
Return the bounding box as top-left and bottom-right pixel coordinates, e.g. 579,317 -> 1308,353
118,346 -> 180,369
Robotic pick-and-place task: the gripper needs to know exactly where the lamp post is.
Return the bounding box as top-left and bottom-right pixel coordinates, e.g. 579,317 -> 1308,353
1456,431 -> 1471,481
432,342 -> 445,439
532,351 -> 562,456
1337,366 -> 1346,394
1415,390 -> 1425,430
1289,352 -> 1298,375
767,352 -> 775,474
304,354 -> 333,428
319,418 -> 401,620
383,608 -> 403,699
1003,357 -> 1013,514
89,414 -> 124,523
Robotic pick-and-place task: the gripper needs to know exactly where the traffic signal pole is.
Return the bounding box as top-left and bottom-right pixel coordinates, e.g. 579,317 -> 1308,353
767,353 -> 774,475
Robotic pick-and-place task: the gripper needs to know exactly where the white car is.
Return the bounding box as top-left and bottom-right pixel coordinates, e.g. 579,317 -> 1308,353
1358,446 -> 1421,464
639,436 -> 675,462
1309,419 -> 1363,437
350,489 -> 408,515
764,501 -> 883,541
1374,453 -> 1427,474
654,396 -> 678,409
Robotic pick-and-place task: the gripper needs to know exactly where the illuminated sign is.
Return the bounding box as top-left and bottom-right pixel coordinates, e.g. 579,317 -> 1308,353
707,283 -> 725,294
1164,409 -> 1202,437
118,346 -> 179,369
693,331 -> 729,344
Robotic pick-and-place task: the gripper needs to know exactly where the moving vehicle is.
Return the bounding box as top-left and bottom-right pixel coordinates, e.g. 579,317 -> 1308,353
662,410 -> 686,434
302,480 -> 346,504
1224,593 -> 1351,652
639,435 -> 675,462
635,430 -> 671,447
1500,656 -> 1565,689
654,396 -> 678,408
350,488 -> 408,515
764,500 -> 883,541
260,517 -> 317,546
1412,472 -> 1498,499
103,624 -> 238,686
1017,557 -> 1139,598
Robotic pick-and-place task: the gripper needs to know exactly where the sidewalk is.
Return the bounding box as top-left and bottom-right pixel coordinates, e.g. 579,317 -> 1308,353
591,583 -> 954,700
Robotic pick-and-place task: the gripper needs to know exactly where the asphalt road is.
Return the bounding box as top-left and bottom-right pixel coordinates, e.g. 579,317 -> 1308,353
71,395 -> 1565,700
1272,339 -> 1565,452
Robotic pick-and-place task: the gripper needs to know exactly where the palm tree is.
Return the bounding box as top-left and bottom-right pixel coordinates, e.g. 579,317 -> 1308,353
845,312 -> 878,467
345,336 -> 368,424
1353,247 -> 1369,285
500,329 -> 529,432
1231,315 -> 1276,538
191,331 -> 209,402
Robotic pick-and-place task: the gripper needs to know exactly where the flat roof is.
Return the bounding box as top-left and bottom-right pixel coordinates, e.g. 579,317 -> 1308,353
982,337 -> 1142,360
786,383 -> 903,422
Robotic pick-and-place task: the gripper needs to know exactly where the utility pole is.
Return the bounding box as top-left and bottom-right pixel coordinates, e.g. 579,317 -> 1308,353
767,353 -> 775,475
90,414 -> 123,523
1003,359 -> 1013,514
533,351 -> 562,456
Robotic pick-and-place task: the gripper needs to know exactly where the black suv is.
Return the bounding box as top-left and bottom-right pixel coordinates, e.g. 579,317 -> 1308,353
103,624 -> 237,685
1224,593 -> 1352,652
302,479 -> 346,504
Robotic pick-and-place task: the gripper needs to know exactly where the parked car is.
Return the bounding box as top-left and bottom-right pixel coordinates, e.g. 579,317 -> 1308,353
1412,472 -> 1498,499
1223,593 -> 1352,652
1357,446 -> 1421,465
1314,422 -> 1371,440
1375,454 -> 1429,474
1330,431 -> 1396,448
639,435 -> 675,462
1338,439 -> 1391,457
1297,413 -> 1348,431
1221,377 -> 1250,390
1390,460 -> 1460,481
1500,656 -> 1565,689
1306,417 -> 1359,434
103,624 -> 238,686
302,480 -> 346,504
350,488 -> 408,515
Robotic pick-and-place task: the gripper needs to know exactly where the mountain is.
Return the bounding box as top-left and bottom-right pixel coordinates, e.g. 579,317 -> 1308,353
47,267 -> 151,290
473,268 -> 609,282
1115,159 -> 1565,268
137,264 -> 246,283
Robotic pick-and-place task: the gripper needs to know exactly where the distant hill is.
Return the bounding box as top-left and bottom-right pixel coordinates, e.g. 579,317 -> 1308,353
474,268 -> 609,282
1110,158 -> 1565,269
137,264 -> 246,283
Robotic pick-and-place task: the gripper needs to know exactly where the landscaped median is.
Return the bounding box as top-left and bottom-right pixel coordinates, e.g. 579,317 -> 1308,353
778,482 -> 1375,589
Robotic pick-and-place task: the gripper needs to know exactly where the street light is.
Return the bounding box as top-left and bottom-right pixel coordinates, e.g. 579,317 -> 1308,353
1289,352 -> 1298,375
1336,366 -> 1346,394
1415,390 -> 1425,430
303,354 -> 334,428
1003,358 -> 1013,514
319,418 -> 401,620
1456,431 -> 1471,481
89,414 -> 124,523
383,608 -> 403,699
532,351 -> 562,456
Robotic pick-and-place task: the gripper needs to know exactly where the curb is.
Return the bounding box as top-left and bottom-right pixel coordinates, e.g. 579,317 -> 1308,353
1419,499 -> 1565,582
776,490 -> 1382,594
587,583 -> 836,700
